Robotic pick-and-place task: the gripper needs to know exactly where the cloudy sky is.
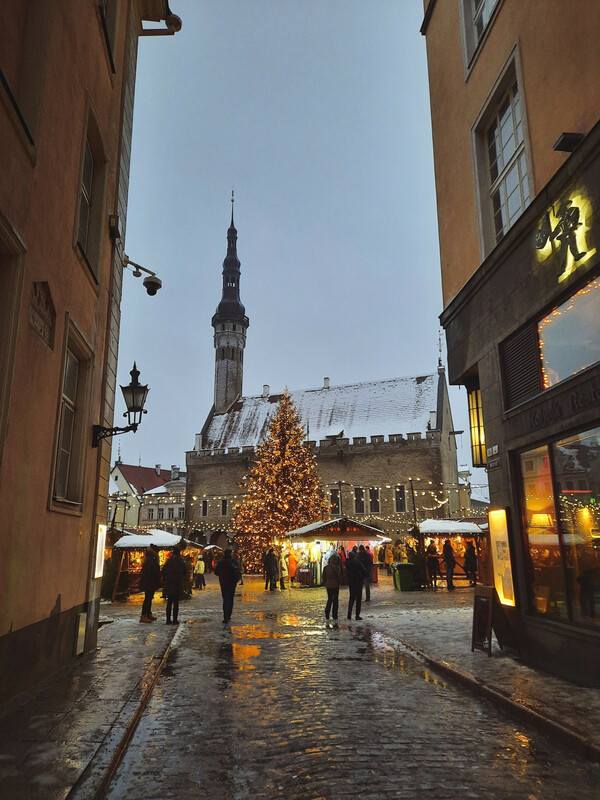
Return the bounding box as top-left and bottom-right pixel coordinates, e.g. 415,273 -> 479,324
116,0 -> 487,492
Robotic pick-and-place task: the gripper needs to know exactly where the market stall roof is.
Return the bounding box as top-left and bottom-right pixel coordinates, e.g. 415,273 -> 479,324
113,530 -> 201,549
286,517 -> 391,543
419,519 -> 482,535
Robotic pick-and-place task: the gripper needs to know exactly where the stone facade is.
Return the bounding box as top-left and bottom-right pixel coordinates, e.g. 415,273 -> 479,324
186,371 -> 461,540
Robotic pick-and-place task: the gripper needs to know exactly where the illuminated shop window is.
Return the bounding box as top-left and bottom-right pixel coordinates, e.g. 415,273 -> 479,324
520,427 -> 600,628
467,385 -> 486,467
538,276 -> 600,388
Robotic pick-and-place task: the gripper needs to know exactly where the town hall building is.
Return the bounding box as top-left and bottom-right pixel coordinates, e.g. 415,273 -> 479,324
185,208 -> 462,541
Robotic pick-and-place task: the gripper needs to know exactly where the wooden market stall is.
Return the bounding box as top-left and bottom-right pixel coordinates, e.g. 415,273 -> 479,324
418,519 -> 484,583
285,517 -> 391,586
110,529 -> 202,600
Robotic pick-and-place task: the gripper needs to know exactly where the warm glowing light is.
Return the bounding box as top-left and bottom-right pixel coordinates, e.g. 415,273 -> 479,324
535,191 -> 596,282
488,509 -> 515,606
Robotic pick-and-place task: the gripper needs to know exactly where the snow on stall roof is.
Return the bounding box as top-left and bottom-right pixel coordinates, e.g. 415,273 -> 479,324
419,519 -> 482,535
113,530 -> 200,549
200,374 -> 439,451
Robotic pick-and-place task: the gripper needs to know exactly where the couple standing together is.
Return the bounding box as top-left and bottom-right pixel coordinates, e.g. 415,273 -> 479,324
323,547 -> 371,621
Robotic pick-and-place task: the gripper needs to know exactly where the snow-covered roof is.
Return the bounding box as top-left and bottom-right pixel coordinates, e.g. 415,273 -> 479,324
113,530 -> 200,549
286,517 -> 391,542
419,519 -> 482,535
198,374 -> 441,451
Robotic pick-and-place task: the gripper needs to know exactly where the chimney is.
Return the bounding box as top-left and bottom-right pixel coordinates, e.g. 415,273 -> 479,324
323,377 -> 330,389
262,384 -> 270,398
171,465 -> 180,480
155,464 -> 161,476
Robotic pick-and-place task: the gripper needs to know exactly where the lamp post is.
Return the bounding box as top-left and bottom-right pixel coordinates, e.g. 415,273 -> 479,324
93,362 -> 149,447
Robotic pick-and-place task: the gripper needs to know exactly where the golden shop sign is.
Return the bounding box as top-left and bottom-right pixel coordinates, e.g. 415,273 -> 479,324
535,191 -> 595,282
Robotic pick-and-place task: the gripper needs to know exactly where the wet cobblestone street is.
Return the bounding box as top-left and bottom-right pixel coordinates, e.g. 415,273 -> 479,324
102,578 -> 599,800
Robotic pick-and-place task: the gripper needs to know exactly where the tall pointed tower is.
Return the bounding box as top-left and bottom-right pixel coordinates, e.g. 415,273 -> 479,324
211,194 -> 249,413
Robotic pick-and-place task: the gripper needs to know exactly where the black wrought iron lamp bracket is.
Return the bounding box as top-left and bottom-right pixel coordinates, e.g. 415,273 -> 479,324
92,422 -> 139,448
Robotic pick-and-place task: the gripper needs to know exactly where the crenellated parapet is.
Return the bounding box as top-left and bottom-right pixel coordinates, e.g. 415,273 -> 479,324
189,429 -> 442,462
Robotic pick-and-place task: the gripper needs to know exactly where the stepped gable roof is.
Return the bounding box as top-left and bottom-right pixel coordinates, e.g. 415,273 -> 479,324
201,374 -> 440,451
115,464 -> 187,494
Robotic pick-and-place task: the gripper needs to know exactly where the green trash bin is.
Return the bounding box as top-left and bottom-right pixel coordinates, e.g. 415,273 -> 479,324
396,562 -> 414,591
392,562 -> 402,590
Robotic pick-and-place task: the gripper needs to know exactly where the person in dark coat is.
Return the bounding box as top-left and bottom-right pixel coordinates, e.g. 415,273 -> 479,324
162,546 -> 187,625
346,550 -> 367,620
426,541 -> 440,589
443,539 -> 456,591
322,553 -> 342,620
264,548 -> 279,592
464,541 -> 477,586
357,544 -> 373,601
140,543 -> 161,623
214,548 -> 242,623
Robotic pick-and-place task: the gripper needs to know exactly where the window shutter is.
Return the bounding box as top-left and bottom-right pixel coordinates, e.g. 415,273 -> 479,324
501,323 -> 542,408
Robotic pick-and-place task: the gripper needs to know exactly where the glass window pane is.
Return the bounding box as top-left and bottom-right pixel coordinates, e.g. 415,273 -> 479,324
521,446 -> 567,618
554,427 -> 600,627
538,276 -> 600,387
63,351 -> 79,402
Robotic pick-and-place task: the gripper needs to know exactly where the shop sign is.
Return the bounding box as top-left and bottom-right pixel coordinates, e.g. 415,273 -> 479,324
488,509 -> 515,607
529,399 -> 563,431
535,191 -> 595,282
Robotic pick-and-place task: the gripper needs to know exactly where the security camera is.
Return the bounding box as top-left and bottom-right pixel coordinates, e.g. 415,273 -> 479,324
143,275 -> 162,296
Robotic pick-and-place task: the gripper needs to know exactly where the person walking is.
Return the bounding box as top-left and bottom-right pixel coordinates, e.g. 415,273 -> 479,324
140,543 -> 161,623
464,541 -> 477,586
322,553 -> 342,620
443,538 -> 456,591
346,550 -> 367,620
193,556 -> 206,589
162,546 -> 187,625
214,549 -> 242,623
357,544 -> 373,601
264,547 -> 278,591
236,551 -> 245,585
288,548 -> 299,586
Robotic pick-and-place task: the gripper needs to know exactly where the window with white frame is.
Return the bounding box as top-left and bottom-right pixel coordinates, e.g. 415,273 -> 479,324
52,324 -> 92,507
473,0 -> 499,45
148,507 -> 154,520
158,507 -> 164,520
486,81 -> 530,245
168,507 -> 174,519
178,507 -> 185,519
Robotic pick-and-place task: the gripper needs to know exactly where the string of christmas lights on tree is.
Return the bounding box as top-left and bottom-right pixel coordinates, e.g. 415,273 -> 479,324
232,392 -> 329,570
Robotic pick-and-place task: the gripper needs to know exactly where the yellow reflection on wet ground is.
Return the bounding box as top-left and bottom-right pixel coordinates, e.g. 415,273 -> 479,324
231,624 -> 290,639
231,642 -> 261,669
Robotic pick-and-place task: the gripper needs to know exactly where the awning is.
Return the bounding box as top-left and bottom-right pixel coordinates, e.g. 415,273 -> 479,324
113,530 -> 201,549
419,519 -> 482,536
286,517 -> 391,544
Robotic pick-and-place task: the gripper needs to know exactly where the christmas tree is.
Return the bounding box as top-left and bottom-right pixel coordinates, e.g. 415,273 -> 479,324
233,392 -> 328,570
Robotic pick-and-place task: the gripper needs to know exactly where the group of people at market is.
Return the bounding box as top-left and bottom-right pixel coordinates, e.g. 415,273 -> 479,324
137,535 -> 479,626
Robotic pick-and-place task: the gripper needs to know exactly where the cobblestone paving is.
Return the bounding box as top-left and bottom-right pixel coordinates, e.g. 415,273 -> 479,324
105,578 -> 599,800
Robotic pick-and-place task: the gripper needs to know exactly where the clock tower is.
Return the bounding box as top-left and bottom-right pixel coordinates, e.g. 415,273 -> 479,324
211,194 -> 249,413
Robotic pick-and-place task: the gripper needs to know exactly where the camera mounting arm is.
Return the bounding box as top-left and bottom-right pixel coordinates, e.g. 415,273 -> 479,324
124,255 -> 162,295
